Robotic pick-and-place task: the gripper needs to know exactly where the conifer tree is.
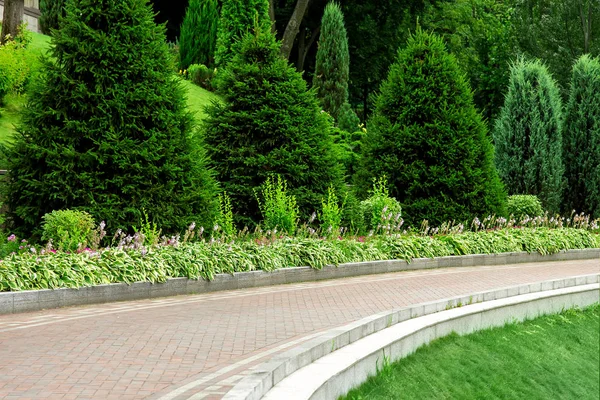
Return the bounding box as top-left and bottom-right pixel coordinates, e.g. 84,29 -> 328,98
204,25 -> 344,226
39,0 -> 66,34
178,0 -> 219,70
313,2 -> 350,121
493,59 -> 564,213
356,29 -> 506,225
563,55 -> 600,217
4,0 -> 218,236
214,0 -> 270,68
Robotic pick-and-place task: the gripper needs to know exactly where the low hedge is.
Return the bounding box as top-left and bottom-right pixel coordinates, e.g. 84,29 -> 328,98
0,228 -> 597,292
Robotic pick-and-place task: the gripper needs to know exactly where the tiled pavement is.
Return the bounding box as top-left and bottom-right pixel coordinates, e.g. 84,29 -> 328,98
0,259 -> 598,399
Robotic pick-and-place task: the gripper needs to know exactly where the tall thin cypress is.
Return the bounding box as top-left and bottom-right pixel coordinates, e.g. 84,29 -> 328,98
178,0 -> 219,70
563,55 -> 600,217
493,59 -> 564,213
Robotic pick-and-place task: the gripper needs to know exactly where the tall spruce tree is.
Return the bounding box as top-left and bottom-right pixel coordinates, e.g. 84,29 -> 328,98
356,29 -> 506,226
39,0 -> 66,34
214,0 -> 271,68
4,0 -> 218,236
313,2 -> 350,121
493,59 -> 564,213
178,0 -> 219,70
204,25 -> 344,226
563,55 -> 600,218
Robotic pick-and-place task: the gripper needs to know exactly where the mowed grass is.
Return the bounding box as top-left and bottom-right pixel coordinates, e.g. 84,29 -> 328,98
0,32 -> 218,142
341,305 -> 600,400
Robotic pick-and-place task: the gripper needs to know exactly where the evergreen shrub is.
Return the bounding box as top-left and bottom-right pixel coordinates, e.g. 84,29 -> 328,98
178,0 -> 219,70
39,0 -> 66,34
204,26 -> 344,226
187,63 -> 216,90
3,0 -> 218,237
563,55 -> 600,218
356,29 -> 506,226
494,59 -> 564,213
214,0 -> 271,68
313,2 -> 350,120
507,195 -> 544,220
337,102 -> 360,133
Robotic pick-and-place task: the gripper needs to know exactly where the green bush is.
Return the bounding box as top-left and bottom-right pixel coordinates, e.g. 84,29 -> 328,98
313,2 -> 350,120
0,39 -> 29,103
41,209 -> 95,252
178,0 -> 219,70
332,127 -> 364,181
40,0 -> 66,34
214,0 -> 271,68
3,0 -> 219,237
563,55 -> 600,218
0,227 -> 595,292
360,176 -> 402,233
256,176 -> 299,235
187,63 -> 216,90
494,59 -> 564,213
214,192 -> 235,238
337,102 -> 361,133
320,186 -> 344,235
356,29 -> 506,226
203,26 -> 344,226
507,195 -> 544,220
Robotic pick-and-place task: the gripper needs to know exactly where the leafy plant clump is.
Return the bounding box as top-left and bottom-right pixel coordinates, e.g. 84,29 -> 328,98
494,58 -> 564,213
0,227 -> 596,292
356,29 -> 506,226
41,209 -> 96,252
203,25 -> 343,226
3,0 -> 219,237
360,176 -> 402,233
256,176 -> 299,235
507,195 -> 544,220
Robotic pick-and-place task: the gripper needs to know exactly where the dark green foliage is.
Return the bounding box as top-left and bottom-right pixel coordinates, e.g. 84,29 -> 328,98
493,59 -> 564,213
214,0 -> 270,68
313,2 -> 350,121
3,0 -> 218,236
332,127 -> 364,181
507,195 -> 544,219
337,102 -> 360,133
563,55 -> 600,218
39,0 -> 66,34
203,26 -> 344,226
178,0 -> 219,70
356,30 -> 506,226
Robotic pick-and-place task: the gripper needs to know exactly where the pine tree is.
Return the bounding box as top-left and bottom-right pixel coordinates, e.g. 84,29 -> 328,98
493,59 -> 564,213
3,0 -> 218,236
313,2 -> 350,121
39,0 -> 66,34
178,0 -> 219,70
214,0 -> 270,68
356,29 -> 506,226
204,25 -> 344,226
563,55 -> 600,218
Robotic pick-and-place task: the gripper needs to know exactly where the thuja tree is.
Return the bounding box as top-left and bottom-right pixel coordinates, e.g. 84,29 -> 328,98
39,0 -> 66,34
178,0 -> 219,70
356,29 -> 506,226
214,0 -> 270,68
313,2 -> 350,121
493,59 -> 564,213
563,55 -> 600,218
204,26 -> 344,226
4,0 -> 218,236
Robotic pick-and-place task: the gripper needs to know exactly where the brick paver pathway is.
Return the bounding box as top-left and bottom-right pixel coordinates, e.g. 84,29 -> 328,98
0,259 -> 598,399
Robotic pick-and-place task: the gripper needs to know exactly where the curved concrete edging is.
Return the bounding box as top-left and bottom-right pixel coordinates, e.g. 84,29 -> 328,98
224,274 -> 600,400
263,283 -> 600,400
0,249 -> 598,315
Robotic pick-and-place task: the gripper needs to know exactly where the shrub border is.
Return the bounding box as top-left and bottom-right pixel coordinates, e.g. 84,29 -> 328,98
0,249 -> 598,315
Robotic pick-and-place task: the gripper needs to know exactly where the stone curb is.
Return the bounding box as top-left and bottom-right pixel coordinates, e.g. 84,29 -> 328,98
262,283 -> 600,400
0,249 -> 598,315
224,274 -> 600,400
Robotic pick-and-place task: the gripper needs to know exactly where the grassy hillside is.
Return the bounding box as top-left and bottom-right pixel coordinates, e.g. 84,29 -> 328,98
0,32 -> 218,143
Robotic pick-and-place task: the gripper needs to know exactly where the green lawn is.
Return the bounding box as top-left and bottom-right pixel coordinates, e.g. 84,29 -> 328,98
341,305 -> 600,400
0,32 -> 218,143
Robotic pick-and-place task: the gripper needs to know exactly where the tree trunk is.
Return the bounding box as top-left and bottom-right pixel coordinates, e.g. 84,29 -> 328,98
578,0 -> 593,53
280,0 -> 311,60
1,0 -> 25,44
295,25 -> 320,71
268,0 -> 276,33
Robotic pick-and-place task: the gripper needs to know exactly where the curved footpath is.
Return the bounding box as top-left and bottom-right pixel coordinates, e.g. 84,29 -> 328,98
0,258 -> 598,399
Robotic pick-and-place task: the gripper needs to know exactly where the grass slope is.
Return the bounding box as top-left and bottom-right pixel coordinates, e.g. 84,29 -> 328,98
341,305 -> 600,400
0,32 -> 218,143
